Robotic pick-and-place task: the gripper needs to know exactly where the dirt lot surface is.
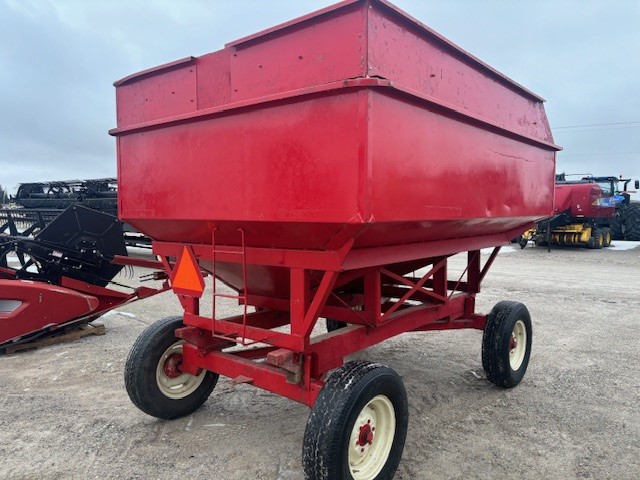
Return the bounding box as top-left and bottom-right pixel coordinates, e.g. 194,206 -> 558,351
1,243 -> 639,480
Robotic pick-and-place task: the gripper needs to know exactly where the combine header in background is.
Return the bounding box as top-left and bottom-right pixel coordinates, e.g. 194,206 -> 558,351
0,178 -> 149,247
13,178 -> 117,212
0,205 -> 168,351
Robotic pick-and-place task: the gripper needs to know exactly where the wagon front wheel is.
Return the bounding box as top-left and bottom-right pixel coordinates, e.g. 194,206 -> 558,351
124,316 -> 219,419
303,361 -> 408,480
482,301 -> 532,388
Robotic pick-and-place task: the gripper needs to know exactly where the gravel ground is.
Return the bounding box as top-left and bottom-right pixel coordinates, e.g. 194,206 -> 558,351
1,243 -> 639,479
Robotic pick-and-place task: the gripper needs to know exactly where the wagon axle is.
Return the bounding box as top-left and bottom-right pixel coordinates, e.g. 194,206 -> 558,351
357,423 -> 374,447
162,353 -> 183,378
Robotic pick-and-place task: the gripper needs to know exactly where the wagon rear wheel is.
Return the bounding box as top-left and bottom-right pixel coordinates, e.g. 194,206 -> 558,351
303,361 -> 408,480
482,301 -> 532,388
124,316 -> 219,419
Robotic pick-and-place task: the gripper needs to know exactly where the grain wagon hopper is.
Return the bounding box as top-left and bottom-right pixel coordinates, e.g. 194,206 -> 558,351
110,1 -> 560,478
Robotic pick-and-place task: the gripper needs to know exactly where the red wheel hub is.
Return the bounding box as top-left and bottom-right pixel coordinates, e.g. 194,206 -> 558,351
163,353 -> 183,378
357,423 -> 375,446
509,335 -> 517,352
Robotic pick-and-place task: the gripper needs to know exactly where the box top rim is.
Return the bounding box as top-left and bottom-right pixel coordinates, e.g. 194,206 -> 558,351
226,0 -> 546,103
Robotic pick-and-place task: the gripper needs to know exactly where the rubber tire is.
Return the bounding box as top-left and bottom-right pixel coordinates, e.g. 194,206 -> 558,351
610,212 -> 624,240
326,319 -> 347,332
124,316 -> 219,420
623,202 -> 640,241
586,229 -> 603,249
594,229 -> 604,249
303,361 -> 409,480
482,301 -> 532,388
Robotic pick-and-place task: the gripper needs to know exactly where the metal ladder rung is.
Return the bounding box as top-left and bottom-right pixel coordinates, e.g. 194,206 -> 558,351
212,292 -> 246,301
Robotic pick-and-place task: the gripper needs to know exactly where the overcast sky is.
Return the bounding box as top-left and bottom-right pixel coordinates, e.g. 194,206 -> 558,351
1,0 -> 639,198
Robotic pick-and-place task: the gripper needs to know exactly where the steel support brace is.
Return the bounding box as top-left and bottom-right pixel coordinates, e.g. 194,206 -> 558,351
184,312 -> 304,351
380,257 -> 447,321
181,344 -> 322,406
299,270 -> 339,340
309,295 -> 470,376
364,271 -> 382,325
467,251 -> 481,294
480,247 -> 501,284
290,269 -> 309,336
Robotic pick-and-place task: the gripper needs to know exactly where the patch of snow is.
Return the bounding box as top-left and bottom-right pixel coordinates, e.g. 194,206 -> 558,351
608,241 -> 640,251
481,245 -> 518,255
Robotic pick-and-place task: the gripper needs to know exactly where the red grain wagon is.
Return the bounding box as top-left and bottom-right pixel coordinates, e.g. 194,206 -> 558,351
110,1 -> 560,478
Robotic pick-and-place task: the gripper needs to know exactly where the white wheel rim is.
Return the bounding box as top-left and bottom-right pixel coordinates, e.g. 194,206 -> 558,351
348,394 -> 396,480
155,341 -> 206,399
509,320 -> 527,371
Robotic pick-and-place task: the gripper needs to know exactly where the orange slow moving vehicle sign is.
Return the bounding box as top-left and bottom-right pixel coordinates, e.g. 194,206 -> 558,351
170,246 -> 205,297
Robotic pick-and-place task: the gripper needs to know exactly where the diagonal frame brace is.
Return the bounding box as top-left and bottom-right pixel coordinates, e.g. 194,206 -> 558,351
380,257 -> 448,320
290,269 -> 340,341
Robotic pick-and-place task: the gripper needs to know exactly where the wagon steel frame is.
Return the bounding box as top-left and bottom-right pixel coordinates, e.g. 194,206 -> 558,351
153,231 -> 514,407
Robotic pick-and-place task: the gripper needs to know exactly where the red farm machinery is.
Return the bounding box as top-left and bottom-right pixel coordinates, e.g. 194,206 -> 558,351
0,205 -> 168,352
519,173 -> 640,248
565,175 -> 640,241
109,1 -> 560,478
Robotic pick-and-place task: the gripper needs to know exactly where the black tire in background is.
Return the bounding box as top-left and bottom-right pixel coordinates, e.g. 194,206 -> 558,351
586,229 -> 603,249
482,301 -> 532,388
303,361 -> 409,480
610,211 -> 624,240
124,316 -> 219,420
326,318 -> 347,332
623,202 -> 640,241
